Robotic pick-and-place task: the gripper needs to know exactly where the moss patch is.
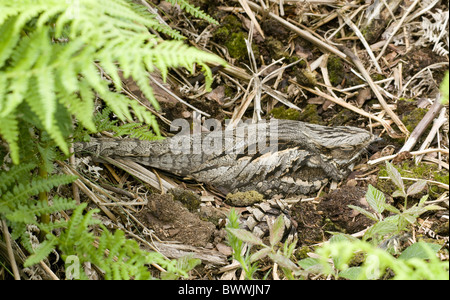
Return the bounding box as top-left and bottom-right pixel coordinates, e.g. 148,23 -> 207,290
295,68 -> 317,87
401,107 -> 428,132
270,107 -> 300,120
298,104 -> 325,125
169,188 -> 202,212
225,190 -> 264,207
327,55 -> 346,86
212,15 -> 259,63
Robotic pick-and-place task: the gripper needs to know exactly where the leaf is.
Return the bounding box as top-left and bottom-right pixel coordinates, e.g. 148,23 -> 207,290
365,184 -> 386,214
348,205 -> 379,221
406,180 -> 427,196
268,252 -> 300,271
250,247 -> 271,262
392,189 -> 406,198
383,203 -> 401,214
419,194 -> 429,205
226,228 -> 264,246
339,267 -> 363,280
24,235 -> 58,267
363,219 -> 398,240
398,242 -> 441,260
385,161 -> 405,192
269,215 -> 285,247
297,257 -> 322,271
0,113 -> 19,163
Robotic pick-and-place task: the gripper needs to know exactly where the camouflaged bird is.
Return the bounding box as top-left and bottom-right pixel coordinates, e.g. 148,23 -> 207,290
74,119 -> 377,197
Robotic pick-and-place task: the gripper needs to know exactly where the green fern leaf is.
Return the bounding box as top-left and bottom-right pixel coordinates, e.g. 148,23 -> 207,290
24,235 -> 58,266
165,0 -> 218,25
0,112 -> 20,163
0,16 -> 21,69
1,175 -> 77,207
10,222 -> 34,253
0,163 -> 35,193
7,197 -> 77,224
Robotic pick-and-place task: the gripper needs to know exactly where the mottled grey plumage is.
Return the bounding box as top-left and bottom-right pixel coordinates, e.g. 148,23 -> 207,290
74,120 -> 376,196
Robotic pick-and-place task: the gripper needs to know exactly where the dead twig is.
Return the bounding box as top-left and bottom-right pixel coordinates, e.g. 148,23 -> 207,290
368,148 -> 450,165
339,46 -> 408,138
238,0 -> 265,39
375,0 -> 420,61
293,81 -> 396,135
1,220 -> 21,280
399,95 -> 444,153
57,161 -> 118,222
415,106 -> 447,165
378,176 -> 449,191
338,12 -> 382,73
245,0 -> 348,60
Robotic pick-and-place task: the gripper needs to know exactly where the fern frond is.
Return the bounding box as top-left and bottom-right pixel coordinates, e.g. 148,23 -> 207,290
0,174 -> 77,209
23,235 -> 58,266
9,222 -> 34,253
7,196 -> 77,224
0,16 -> 21,69
0,0 -> 225,164
113,123 -> 161,141
0,163 -> 35,193
0,111 -> 20,163
61,207 -> 101,254
165,0 -> 219,25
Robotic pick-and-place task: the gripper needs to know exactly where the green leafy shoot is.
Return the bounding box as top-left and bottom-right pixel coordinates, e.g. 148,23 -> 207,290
348,163 -> 444,244
226,211 -> 301,279
312,237 -> 448,280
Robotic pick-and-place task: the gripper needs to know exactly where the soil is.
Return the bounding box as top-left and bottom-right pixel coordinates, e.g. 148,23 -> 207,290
290,186 -> 376,244
137,193 -> 216,247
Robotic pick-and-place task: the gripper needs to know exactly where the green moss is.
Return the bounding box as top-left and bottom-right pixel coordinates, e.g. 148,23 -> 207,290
212,14 -> 259,62
322,217 -> 346,233
224,85 -> 234,98
298,104 -> 324,125
270,107 -> 300,120
169,188 -> 201,212
371,73 -> 386,82
327,55 -> 345,86
327,55 -> 364,87
225,190 -> 264,206
328,109 -> 354,126
225,32 -> 248,61
401,107 -> 427,132
265,36 -> 290,60
295,245 -> 313,260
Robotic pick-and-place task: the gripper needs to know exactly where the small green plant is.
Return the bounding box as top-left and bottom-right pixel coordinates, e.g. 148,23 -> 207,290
348,161 -> 443,244
226,209 -> 301,279
312,235 -> 448,280
25,203 -> 199,279
0,161 -> 78,253
226,160 -> 448,280
226,208 -> 259,279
